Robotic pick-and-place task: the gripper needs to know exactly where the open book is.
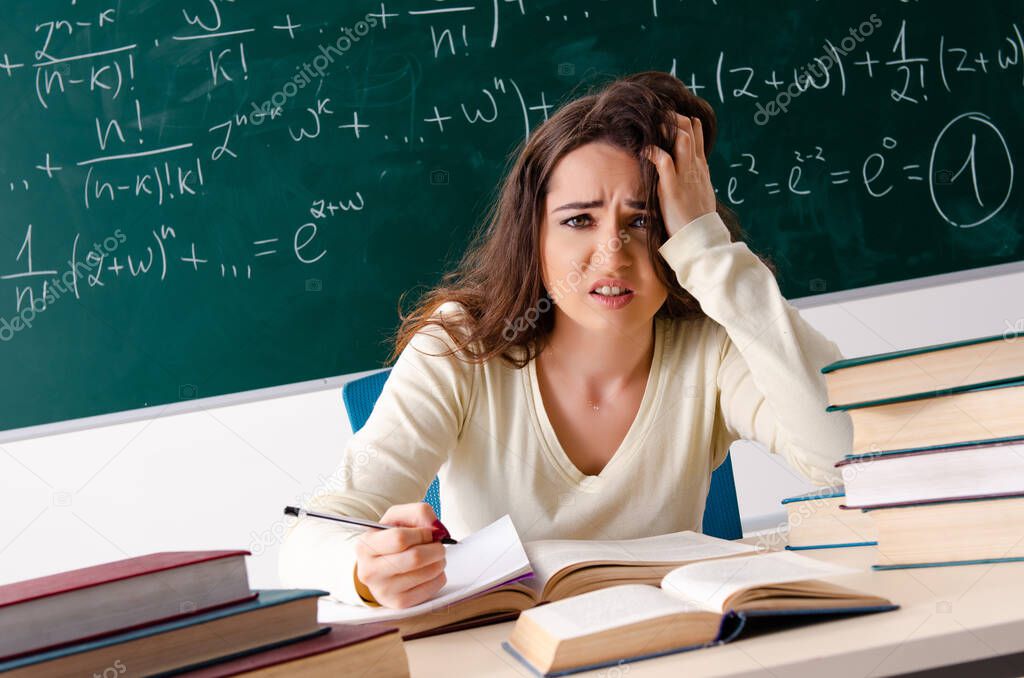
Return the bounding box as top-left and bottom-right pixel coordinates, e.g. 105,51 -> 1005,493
503,551 -> 898,677
318,515 -> 757,638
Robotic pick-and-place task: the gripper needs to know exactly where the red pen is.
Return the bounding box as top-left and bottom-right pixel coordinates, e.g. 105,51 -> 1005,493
283,506 -> 457,544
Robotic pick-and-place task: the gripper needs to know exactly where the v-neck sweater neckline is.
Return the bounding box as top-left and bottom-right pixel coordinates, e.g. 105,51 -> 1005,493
523,318 -> 667,493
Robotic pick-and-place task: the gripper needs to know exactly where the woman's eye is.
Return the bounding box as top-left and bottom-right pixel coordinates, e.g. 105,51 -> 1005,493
561,214 -> 649,229
562,215 -> 591,229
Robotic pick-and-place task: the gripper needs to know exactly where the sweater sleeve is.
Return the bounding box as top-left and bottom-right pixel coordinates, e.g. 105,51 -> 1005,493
657,211 -> 853,486
277,302 -> 476,605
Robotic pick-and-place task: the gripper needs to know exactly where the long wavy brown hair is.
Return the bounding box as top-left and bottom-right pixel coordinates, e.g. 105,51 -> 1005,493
386,70 -> 776,368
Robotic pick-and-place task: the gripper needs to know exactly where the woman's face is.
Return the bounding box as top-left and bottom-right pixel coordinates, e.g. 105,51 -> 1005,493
539,141 -> 669,335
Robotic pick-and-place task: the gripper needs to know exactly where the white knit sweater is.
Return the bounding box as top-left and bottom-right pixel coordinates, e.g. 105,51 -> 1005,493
278,211 -> 853,605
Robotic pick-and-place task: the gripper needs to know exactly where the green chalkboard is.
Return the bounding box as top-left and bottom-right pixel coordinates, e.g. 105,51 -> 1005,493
0,1 -> 1021,433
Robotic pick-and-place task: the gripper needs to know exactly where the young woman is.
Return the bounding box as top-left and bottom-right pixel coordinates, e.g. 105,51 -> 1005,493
279,71 -> 853,609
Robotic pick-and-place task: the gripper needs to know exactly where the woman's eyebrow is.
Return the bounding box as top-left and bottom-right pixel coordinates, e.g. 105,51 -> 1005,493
551,199 -> 647,213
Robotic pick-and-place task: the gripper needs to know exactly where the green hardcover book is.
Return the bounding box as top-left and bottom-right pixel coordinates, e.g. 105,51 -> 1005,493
820,330 -> 1024,408
829,377 -> 1024,456
781,488 -> 877,550
0,589 -> 327,678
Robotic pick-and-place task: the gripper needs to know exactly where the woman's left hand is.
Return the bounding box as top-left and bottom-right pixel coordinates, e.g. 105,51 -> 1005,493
642,111 -> 717,238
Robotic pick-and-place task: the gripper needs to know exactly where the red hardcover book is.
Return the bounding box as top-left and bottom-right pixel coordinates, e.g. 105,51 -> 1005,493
0,550 -> 254,660
178,623 -> 409,677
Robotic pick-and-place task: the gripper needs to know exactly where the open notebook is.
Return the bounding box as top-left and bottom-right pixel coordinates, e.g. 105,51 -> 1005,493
502,550 -> 899,677
318,515 -> 757,638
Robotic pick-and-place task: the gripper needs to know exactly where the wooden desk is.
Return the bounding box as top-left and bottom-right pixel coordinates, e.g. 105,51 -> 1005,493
403,531 -> 1024,677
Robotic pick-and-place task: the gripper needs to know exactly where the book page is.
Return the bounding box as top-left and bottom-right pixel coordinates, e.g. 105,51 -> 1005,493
518,584 -> 710,640
523,530 -> 756,590
317,514 -> 532,623
661,551 -> 859,613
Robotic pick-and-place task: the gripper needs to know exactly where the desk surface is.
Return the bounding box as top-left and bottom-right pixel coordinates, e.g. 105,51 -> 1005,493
403,532 -> 1024,677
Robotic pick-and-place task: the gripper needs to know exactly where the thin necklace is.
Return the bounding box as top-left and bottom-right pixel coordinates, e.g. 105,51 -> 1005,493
584,369 -> 641,413
542,323 -> 656,414
584,334 -> 655,414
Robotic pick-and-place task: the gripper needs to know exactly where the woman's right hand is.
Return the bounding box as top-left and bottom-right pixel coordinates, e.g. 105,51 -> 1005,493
353,502 -> 448,608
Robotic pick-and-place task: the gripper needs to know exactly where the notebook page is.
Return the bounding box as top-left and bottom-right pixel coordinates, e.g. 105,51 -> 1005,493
518,584 -> 710,639
660,551 -> 859,613
318,514 -> 532,623
524,530 -> 757,590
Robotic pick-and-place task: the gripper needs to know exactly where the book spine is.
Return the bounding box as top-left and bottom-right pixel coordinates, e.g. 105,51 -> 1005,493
714,610 -> 748,644
872,556 -> 1024,571
785,542 -> 877,550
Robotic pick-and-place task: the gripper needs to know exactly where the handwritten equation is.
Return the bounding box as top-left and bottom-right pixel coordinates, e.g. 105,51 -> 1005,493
0,1 -> 1020,321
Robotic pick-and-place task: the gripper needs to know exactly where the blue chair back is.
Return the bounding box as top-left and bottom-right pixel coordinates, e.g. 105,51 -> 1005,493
701,453 -> 742,539
341,368 -> 743,540
342,370 -> 442,515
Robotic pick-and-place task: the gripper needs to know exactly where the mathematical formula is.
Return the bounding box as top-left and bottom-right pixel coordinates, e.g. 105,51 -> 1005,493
0,1 -> 1019,320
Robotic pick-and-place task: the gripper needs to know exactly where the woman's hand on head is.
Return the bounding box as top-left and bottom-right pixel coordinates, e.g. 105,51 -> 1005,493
642,111 -> 717,238
353,502 -> 447,609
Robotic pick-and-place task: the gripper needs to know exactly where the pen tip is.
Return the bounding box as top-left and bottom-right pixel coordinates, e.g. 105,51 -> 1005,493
283,506 -> 299,517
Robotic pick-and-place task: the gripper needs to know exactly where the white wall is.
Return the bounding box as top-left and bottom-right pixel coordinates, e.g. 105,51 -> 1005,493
1,266 -> 1021,588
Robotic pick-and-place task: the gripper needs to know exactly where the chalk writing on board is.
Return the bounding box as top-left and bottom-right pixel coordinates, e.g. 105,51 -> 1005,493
0,1 -> 1020,431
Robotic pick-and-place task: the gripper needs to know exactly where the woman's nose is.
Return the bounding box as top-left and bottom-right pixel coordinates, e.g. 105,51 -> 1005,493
590,220 -> 633,263
607,216 -> 636,248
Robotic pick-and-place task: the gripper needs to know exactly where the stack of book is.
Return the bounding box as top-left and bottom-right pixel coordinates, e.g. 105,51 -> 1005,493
821,329 -> 1024,569
0,550 -> 408,677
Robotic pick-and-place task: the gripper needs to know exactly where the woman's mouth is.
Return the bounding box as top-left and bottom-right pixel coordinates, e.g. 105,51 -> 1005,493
589,285 -> 635,309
